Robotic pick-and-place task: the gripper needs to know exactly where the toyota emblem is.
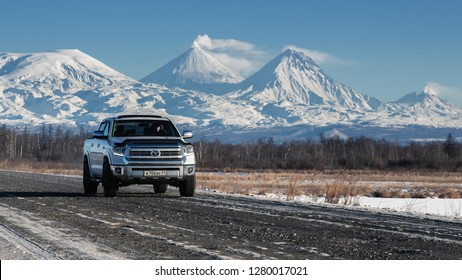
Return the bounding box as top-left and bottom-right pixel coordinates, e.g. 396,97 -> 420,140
151,150 -> 161,157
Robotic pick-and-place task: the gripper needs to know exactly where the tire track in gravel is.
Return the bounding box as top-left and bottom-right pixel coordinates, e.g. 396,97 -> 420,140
189,194 -> 462,245
0,204 -> 127,259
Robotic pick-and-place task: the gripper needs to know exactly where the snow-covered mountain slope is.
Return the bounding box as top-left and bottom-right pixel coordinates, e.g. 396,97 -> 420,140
230,48 -> 382,110
0,50 -> 141,125
0,49 -> 264,128
374,89 -> 462,127
392,89 -> 459,114
0,49 -> 137,89
140,42 -> 243,94
137,43 -> 462,130
1,48 -> 462,143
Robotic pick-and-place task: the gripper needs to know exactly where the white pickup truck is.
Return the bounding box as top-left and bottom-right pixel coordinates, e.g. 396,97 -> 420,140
83,115 -> 196,197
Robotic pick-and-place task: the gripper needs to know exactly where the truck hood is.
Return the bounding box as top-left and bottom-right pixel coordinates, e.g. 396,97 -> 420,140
112,138 -> 188,148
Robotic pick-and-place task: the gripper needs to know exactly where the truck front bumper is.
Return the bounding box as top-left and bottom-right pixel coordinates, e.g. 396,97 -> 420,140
110,164 -> 195,182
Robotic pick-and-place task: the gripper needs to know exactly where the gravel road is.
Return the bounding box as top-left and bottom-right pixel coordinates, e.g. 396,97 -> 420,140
1,170 -> 461,259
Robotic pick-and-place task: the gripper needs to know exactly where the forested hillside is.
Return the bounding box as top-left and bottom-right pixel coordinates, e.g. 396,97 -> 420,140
1,124 -> 461,172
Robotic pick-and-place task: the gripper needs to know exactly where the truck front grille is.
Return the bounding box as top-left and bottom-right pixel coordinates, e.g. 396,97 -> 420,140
127,147 -> 182,161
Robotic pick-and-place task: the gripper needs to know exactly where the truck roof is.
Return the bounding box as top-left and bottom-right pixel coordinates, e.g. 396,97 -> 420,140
115,115 -> 167,120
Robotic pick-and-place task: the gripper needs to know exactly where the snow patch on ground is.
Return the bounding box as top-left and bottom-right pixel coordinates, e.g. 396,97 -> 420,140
255,193 -> 462,218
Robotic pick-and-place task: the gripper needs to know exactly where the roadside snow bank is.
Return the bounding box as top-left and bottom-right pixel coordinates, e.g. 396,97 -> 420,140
356,197 -> 462,217
258,193 -> 462,218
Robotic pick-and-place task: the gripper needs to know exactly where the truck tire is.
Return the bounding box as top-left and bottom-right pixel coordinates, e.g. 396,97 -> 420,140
179,176 -> 195,197
102,161 -> 119,197
83,158 -> 98,196
153,184 -> 168,194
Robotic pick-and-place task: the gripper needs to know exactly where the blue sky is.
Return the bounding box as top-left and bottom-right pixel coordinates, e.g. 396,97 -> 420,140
2,0 -> 462,106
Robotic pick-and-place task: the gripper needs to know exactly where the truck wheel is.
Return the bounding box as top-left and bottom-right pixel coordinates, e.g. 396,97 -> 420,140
179,176 -> 195,197
102,161 -> 119,197
153,184 -> 168,194
83,158 -> 98,196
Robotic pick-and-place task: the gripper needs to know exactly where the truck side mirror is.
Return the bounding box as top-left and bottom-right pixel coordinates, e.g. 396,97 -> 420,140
182,131 -> 193,139
92,131 -> 108,139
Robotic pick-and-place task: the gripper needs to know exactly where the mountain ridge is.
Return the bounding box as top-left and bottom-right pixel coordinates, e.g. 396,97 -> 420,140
1,47 -> 461,143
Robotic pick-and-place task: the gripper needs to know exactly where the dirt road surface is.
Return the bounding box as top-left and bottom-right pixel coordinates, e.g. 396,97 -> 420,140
1,170 -> 461,259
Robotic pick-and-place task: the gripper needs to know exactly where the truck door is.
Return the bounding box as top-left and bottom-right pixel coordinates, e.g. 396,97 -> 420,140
89,121 -> 110,177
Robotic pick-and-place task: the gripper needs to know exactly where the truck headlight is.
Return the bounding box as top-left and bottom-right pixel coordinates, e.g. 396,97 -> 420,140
112,147 -> 125,156
182,145 -> 194,155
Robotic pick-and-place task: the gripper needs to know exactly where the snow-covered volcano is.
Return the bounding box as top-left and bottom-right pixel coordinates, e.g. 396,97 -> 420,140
375,88 -> 462,127
0,49 -> 137,88
0,50 -> 143,125
140,42 -> 243,93
393,89 -> 456,110
230,48 -> 381,110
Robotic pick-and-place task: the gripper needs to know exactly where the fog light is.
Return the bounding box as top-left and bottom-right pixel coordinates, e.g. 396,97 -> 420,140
188,167 -> 194,174
115,167 -> 122,174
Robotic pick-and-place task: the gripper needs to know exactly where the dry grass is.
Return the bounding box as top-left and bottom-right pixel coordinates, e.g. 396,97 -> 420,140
325,180 -> 371,205
197,170 -> 462,203
2,161 -> 462,202
0,159 -> 81,176
287,174 -> 303,200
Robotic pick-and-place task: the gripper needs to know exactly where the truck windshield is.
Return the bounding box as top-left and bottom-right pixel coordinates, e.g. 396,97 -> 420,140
112,120 -> 180,137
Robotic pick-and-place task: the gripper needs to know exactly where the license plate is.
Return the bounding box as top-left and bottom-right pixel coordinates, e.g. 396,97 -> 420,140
144,170 -> 167,177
